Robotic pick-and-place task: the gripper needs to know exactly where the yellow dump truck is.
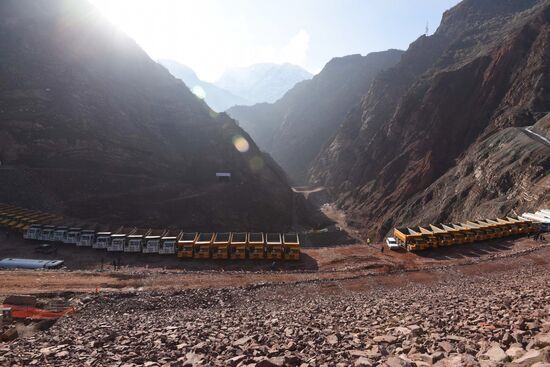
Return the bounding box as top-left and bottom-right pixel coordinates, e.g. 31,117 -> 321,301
393,227 -> 423,252
429,224 -> 454,246
177,232 -> 198,258
440,224 -> 467,244
247,232 -> 265,259
212,232 -> 230,259
229,232 -> 247,259
194,233 -> 214,259
283,233 -> 300,260
265,233 -> 283,259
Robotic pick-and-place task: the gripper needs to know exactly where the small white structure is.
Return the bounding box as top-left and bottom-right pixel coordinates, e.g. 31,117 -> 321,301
216,172 -> 231,183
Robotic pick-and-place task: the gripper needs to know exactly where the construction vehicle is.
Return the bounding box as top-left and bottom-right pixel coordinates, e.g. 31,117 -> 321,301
194,233 -> 214,259
265,233 -> 283,259
429,224 -> 454,246
212,232 -> 230,259
142,229 -> 168,254
247,232 -> 265,259
125,228 -> 152,252
449,224 -> 475,243
283,233 -> 300,260
159,230 -> 182,254
177,232 -> 198,258
229,232 -> 247,259
52,226 -> 69,243
77,230 -> 96,247
108,227 -> 137,252
394,216 -> 537,251
65,227 -> 82,245
94,230 -> 113,249
38,225 -> 56,241
23,224 -> 42,240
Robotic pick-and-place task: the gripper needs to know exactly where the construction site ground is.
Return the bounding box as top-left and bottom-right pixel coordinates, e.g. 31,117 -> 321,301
0,229 -> 548,296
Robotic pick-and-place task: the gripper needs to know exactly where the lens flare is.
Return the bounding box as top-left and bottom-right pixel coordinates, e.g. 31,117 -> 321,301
191,85 -> 206,99
232,135 -> 250,153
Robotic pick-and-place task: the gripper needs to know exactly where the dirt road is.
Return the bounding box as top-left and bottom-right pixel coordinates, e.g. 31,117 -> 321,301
0,231 -> 547,296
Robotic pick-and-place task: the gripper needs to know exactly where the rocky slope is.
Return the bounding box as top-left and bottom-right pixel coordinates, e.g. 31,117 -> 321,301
216,63 -> 312,106
0,0 -> 295,231
228,50 -> 404,183
3,254 -> 550,366
158,60 -> 249,112
310,0 -> 550,238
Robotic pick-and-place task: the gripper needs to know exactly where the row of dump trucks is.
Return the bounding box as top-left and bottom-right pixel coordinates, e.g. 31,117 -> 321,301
393,217 -> 537,251
0,204 -> 300,260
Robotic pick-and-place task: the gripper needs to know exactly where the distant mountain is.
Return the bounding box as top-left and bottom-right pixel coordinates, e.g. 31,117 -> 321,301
158,59 -> 248,112
0,0 -> 296,231
216,63 -> 313,105
227,50 -> 404,183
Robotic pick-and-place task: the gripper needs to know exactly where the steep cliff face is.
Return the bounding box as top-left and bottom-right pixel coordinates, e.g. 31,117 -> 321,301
310,0 -> 550,238
0,0 -> 294,231
228,50 -> 404,183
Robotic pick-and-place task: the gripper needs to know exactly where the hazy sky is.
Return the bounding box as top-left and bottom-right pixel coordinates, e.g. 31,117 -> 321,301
90,0 -> 461,82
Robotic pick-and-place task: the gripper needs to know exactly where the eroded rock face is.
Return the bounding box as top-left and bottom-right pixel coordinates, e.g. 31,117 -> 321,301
3,259 -> 550,366
228,50 -> 404,184
0,0 -> 294,231
310,0 -> 550,239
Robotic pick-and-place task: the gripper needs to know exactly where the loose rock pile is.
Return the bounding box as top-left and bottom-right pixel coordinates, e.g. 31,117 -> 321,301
2,265 -> 550,366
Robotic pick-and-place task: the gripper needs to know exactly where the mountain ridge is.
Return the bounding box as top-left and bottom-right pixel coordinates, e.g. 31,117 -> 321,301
0,0 -> 297,231
309,0 -> 550,238
158,59 -> 249,112
216,62 -> 313,105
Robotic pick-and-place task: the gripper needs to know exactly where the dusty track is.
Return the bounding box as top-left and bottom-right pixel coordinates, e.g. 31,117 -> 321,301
0,231 -> 547,296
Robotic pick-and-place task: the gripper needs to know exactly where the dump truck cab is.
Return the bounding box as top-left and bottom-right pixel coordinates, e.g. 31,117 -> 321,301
109,228 -> 136,252
94,231 -> 112,249
143,230 -> 168,253
125,229 -> 151,252
265,233 -> 283,259
77,230 -> 96,247
177,232 -> 198,258
159,231 -> 182,254
39,225 -> 56,241
64,227 -> 82,244
24,224 -> 42,240
212,232 -> 230,259
283,233 -> 300,260
247,232 -> 265,259
109,234 -> 126,251
194,233 -> 214,259
229,232 -> 247,259
51,226 -> 68,243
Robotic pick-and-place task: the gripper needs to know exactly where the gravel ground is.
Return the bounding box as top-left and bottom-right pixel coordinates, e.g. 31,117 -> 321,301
2,258 -> 550,367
